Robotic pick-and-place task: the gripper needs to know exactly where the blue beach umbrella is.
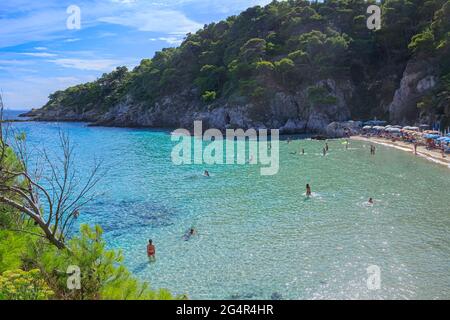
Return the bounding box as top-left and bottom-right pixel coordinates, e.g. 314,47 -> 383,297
424,134 -> 441,139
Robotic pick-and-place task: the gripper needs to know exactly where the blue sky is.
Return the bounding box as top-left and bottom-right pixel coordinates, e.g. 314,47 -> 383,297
0,0 -> 272,110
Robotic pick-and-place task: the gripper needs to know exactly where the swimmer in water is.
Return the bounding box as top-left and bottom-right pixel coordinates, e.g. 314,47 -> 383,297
306,184 -> 312,197
323,148 -> 327,156
325,143 -> 329,152
183,228 -> 197,241
302,148 -> 305,155
203,170 -> 210,177
368,198 -> 374,205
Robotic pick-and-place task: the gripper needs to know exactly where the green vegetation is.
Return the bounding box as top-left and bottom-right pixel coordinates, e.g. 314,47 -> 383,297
0,142 -> 179,300
0,269 -> 54,300
40,0 -> 450,125
202,90 -> 217,103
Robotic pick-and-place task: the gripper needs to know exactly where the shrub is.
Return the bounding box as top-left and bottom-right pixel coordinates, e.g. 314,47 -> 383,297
202,91 -> 217,103
0,269 -> 54,300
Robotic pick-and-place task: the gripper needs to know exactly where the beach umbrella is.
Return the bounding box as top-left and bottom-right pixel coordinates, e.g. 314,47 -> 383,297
363,126 -> 372,130
424,134 -> 441,139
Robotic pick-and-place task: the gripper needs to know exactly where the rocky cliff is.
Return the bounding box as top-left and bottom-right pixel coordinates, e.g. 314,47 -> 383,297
24,78 -> 354,133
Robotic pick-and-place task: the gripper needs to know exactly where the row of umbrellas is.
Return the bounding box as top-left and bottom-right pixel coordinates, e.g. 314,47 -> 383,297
420,130 -> 450,144
362,126 -> 450,144
362,125 -> 412,133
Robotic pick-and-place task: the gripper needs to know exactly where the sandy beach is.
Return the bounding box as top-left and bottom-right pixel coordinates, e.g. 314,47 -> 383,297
351,136 -> 450,169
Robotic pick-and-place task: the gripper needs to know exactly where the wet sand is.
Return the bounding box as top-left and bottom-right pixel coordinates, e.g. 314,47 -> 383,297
351,135 -> 450,169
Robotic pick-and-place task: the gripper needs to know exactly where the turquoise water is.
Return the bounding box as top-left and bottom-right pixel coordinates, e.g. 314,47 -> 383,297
6,119 -> 450,300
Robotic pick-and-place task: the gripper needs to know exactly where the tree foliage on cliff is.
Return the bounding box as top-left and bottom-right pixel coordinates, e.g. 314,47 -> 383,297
41,0 -> 450,123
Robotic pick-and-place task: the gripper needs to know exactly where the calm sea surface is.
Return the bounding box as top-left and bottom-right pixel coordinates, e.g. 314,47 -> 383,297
4,110 -> 450,299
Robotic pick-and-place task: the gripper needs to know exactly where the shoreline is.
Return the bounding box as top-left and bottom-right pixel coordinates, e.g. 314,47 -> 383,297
351,135 -> 450,169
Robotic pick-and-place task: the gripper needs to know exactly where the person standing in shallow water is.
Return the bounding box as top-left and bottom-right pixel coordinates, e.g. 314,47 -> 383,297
306,184 -> 312,197
147,239 -> 156,262
325,143 -> 329,152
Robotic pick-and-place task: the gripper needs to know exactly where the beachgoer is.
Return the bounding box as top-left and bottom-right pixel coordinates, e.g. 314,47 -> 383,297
184,228 -> 197,241
368,198 -> 374,205
204,170 -> 210,177
346,140 -> 349,150
147,239 -> 156,261
325,143 -> 329,152
414,142 -> 418,155
306,184 -> 312,197
370,145 -> 376,155
323,148 -> 326,156
302,148 -> 305,155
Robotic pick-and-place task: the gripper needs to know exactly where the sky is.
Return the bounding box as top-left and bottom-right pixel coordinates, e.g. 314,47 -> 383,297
0,0 -> 272,110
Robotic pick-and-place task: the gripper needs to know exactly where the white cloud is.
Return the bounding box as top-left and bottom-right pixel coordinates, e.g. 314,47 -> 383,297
21,52 -> 58,58
0,59 -> 34,66
0,9 -> 67,48
34,47 -> 48,51
48,58 -> 121,71
99,9 -> 202,35
63,38 -> 81,43
149,36 -> 184,46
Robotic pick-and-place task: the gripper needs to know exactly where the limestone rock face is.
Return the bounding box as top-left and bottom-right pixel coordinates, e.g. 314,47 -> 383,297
388,59 -> 437,124
279,119 -> 307,134
326,121 -> 362,138
23,79 -> 354,134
